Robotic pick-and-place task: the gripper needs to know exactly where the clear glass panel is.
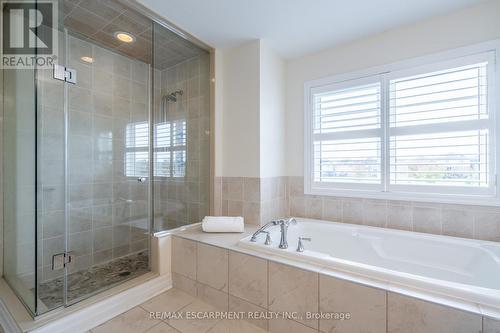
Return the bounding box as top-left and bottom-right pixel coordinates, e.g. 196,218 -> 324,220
152,22 -> 211,232
2,0 -> 66,315
63,17 -> 152,305
2,67 -> 38,314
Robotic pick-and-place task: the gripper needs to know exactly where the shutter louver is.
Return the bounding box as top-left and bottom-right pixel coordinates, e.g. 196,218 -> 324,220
389,62 -> 490,188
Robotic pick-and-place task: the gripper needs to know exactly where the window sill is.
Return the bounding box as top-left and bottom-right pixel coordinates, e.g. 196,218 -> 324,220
305,186 -> 500,207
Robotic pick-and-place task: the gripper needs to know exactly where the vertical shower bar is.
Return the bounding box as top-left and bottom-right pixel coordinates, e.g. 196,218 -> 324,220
62,28 -> 69,306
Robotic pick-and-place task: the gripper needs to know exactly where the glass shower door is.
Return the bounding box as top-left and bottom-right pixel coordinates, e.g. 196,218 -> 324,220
35,24 -> 152,309
64,29 -> 151,305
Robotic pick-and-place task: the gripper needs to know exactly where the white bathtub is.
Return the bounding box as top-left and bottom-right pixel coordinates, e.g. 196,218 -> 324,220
238,218 -> 500,312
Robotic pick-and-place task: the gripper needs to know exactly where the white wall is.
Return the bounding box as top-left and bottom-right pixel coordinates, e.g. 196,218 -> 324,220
218,40 -> 287,178
285,0 -> 500,176
221,40 -> 261,177
259,41 -> 286,178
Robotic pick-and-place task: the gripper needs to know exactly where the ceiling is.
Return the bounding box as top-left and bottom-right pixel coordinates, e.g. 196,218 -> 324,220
137,0 -> 487,59
63,0 -> 206,69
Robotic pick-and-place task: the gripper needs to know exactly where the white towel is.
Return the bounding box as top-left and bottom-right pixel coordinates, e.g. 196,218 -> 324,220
202,216 -> 244,233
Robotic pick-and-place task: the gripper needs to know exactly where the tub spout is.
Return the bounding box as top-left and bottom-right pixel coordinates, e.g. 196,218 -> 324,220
277,218 -> 297,249
250,220 -> 279,242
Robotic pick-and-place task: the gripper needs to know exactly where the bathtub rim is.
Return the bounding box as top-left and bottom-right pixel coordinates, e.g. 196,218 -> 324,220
235,217 -> 500,320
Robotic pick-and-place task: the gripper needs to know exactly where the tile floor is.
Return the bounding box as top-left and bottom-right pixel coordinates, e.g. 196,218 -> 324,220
90,288 -> 266,333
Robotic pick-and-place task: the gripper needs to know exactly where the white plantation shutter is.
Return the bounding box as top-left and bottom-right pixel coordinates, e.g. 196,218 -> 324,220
311,79 -> 383,188
125,122 -> 149,177
152,120 -> 186,178
126,120 -> 187,178
305,50 -> 497,202
388,60 -> 492,194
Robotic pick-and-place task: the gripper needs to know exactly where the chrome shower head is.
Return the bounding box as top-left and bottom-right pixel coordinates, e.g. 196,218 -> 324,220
165,90 -> 183,103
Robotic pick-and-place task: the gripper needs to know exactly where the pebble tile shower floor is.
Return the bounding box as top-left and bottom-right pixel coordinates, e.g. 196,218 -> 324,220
37,251 -> 149,309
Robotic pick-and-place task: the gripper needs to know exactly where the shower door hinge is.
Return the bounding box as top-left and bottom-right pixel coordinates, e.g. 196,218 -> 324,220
52,252 -> 74,270
53,64 -> 77,84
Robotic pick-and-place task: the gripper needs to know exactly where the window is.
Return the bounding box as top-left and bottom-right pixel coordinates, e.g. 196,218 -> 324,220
125,120 -> 187,178
305,49 -> 497,204
126,122 -> 149,177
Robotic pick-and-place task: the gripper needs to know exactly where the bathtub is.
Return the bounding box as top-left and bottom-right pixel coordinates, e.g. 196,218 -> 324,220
238,218 -> 500,311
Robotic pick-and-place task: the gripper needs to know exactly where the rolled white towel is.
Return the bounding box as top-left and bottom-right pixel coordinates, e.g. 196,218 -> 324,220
202,216 -> 244,233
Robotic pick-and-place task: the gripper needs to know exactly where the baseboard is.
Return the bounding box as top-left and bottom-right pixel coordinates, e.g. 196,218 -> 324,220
0,299 -> 22,333
31,274 -> 172,333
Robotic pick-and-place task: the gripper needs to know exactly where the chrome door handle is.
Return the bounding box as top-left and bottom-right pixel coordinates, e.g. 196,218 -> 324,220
137,177 -> 147,183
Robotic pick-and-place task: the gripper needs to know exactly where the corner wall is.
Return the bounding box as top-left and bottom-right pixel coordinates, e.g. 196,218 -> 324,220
215,40 -> 288,225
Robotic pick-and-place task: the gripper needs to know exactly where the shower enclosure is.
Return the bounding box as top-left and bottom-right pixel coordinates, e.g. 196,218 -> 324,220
1,0 -> 211,316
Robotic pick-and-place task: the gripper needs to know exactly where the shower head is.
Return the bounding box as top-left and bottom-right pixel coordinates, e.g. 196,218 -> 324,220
164,90 -> 183,103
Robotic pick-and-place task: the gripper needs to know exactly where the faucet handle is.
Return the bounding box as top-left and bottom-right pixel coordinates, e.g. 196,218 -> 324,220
264,232 -> 272,245
296,237 -> 311,252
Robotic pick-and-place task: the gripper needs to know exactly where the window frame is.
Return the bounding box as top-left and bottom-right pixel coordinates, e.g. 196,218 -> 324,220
304,40 -> 500,206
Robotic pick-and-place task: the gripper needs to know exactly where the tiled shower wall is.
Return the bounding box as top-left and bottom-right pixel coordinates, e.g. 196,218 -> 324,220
216,176 -> 500,241
153,54 -> 211,231
37,35 -> 150,282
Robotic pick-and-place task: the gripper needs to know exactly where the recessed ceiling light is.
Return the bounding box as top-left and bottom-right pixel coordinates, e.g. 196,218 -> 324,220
81,56 -> 94,63
114,31 -> 135,43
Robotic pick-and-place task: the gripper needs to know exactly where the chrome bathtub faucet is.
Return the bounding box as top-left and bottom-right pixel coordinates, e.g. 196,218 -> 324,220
277,218 -> 297,249
250,218 -> 297,247
250,220 -> 280,242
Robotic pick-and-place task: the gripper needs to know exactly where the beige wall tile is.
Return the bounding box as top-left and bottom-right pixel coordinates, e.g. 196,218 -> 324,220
228,251 -> 268,307
197,243 -> 228,291
322,199 -> 341,221
222,177 -> 243,201
172,272 -> 197,297
319,275 -> 386,333
229,295 -> 268,331
342,200 -> 363,224
268,261 -> 319,329
413,206 -> 442,234
305,196 -> 323,219
474,211 -> 500,241
288,176 -> 304,197
442,209 -> 473,238
243,202 -> 261,225
387,205 -> 413,231
227,200 -> 243,216
289,196 -> 305,217
196,282 -> 229,311
484,316 -> 500,333
363,201 -> 387,228
387,293 -> 481,333
172,237 -> 197,279
243,178 -> 261,203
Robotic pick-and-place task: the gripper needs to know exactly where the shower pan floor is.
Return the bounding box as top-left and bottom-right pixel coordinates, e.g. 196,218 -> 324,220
37,251 -> 149,310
